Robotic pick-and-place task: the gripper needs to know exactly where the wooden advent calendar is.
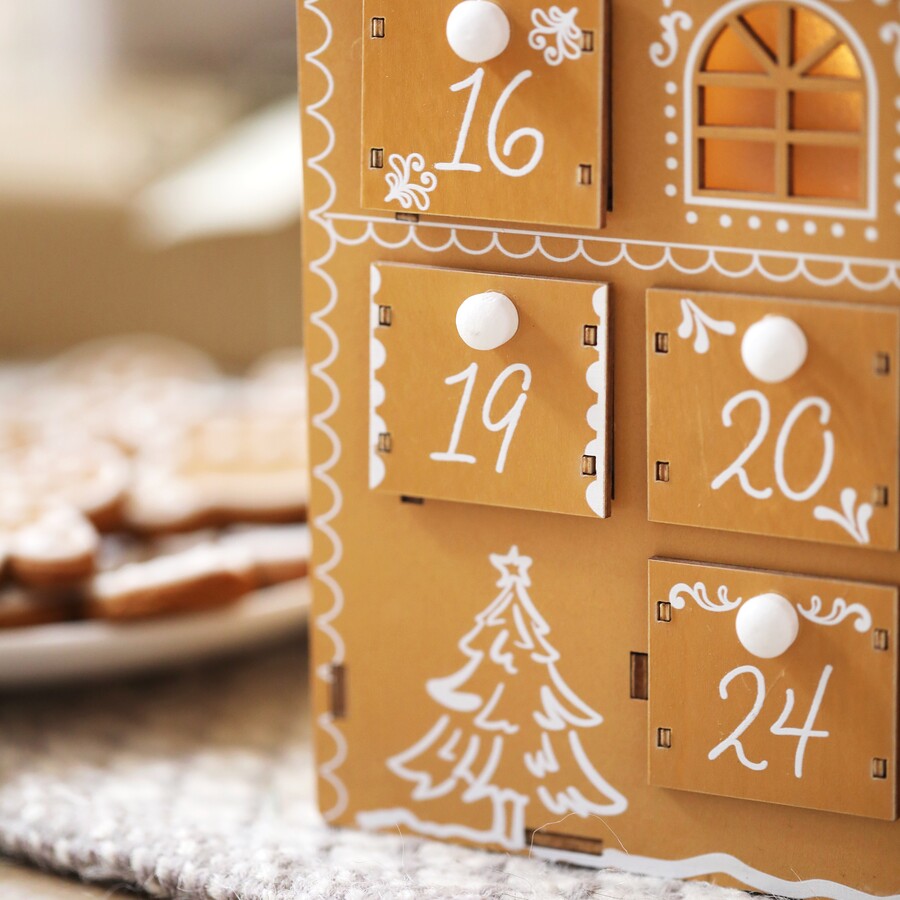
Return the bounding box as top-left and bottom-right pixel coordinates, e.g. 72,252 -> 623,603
297,1 -> 900,896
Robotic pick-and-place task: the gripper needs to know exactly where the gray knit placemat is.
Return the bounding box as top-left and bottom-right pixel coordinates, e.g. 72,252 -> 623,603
0,639 -> 752,900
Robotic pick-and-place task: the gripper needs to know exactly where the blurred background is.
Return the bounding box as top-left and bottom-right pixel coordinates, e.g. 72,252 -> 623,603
0,0 -> 301,365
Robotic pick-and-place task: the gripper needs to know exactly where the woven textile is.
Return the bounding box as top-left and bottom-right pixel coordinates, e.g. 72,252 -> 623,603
0,639 -> 751,900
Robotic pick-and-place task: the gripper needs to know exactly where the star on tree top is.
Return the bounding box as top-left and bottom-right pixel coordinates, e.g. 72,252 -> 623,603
490,545 -> 533,588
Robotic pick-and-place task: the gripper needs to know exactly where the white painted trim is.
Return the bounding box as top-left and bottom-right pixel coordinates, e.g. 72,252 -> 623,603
682,0 -> 879,221
323,213 -> 900,292
303,0 -> 348,823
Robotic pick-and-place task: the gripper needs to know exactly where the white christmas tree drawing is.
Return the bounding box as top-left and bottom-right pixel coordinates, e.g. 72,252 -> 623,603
357,546 -> 628,849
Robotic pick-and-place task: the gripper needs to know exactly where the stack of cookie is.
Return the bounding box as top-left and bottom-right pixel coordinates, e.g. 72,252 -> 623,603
0,336 -> 309,628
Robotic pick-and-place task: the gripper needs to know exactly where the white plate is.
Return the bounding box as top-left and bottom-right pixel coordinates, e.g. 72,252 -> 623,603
0,580 -> 310,688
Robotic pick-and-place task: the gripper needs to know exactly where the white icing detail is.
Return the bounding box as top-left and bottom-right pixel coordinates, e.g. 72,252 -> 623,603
364,546 -> 626,849
711,390 -> 774,500
455,291 -> 519,350
683,0 -> 879,220
325,213 -> 900,293
584,287 -> 609,517
773,397 -> 833,502
735,593 -> 800,659
10,505 -> 99,562
481,365 -> 531,474
677,298 -> 736,353
712,393 -> 834,506
708,665 -> 769,771
219,524 -> 311,566
669,581 -> 742,612
797,596 -> 873,633
303,0 -> 347,822
532,846 -> 900,900
383,153 -> 438,212
431,364 -> 531,474
650,9 -> 694,67
446,1 -> 511,63
741,315 -> 808,384
770,665 -> 833,779
430,363 -> 479,465
528,6 -> 582,66
487,70 -> 544,177
369,265 -> 388,488
880,22 -> 900,77
435,69 -> 486,173
814,487 -> 874,545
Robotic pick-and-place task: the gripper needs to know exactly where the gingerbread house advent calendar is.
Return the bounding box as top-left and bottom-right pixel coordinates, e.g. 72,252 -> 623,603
297,1 -> 900,896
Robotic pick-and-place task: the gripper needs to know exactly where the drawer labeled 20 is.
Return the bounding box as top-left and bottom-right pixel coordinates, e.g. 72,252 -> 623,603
370,263 -> 610,518
647,289 -> 900,549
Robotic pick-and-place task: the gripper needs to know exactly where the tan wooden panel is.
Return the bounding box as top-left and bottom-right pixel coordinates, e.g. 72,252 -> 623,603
649,558 -> 898,820
361,0 -> 607,228
647,289 -> 900,549
371,263 -> 610,517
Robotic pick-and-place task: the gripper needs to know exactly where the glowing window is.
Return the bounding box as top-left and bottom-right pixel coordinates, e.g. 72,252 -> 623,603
691,2 -> 868,209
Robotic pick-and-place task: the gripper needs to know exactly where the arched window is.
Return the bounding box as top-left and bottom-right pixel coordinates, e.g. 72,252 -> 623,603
686,0 -> 875,216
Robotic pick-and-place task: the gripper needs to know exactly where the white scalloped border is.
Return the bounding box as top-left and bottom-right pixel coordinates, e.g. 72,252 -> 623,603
369,265 -> 387,489
303,0 -> 348,823
584,286 -> 609,517
304,3 -> 899,892
326,214 -> 900,293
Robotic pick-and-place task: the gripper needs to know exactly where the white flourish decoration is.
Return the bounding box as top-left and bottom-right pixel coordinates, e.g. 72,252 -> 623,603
797,596 -> 873,634
529,6 -> 583,66
879,22 -> 900,76
383,153 -> 438,212
650,9 -> 694,67
669,581 -> 742,612
813,488 -> 874,545
677,298 -> 737,353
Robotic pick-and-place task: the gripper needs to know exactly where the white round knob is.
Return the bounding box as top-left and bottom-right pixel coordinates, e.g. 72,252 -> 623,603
446,1 -> 510,63
741,315 -> 808,384
735,593 -> 800,659
456,291 -> 518,351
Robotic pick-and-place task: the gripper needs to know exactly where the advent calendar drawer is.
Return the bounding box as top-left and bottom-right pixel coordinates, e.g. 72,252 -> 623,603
361,0 -> 608,228
649,559 -> 898,820
647,289 -> 900,549
369,262 -> 611,517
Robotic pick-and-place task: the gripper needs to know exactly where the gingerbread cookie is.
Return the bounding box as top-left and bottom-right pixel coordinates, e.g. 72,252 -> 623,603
85,541 -> 256,621
0,436 -> 131,531
219,523 -> 311,586
0,585 -> 77,629
0,498 -> 99,587
125,410 -> 308,532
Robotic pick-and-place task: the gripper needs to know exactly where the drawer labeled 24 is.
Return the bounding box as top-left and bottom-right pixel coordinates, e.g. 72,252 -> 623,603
370,263 -> 610,518
649,559 -> 897,821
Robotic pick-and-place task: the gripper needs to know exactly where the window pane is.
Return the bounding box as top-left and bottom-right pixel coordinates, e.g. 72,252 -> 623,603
702,86 -> 776,127
740,7 -> 780,61
792,90 -> 862,132
703,24 -> 768,73
791,144 -> 860,200
807,42 -> 861,78
701,139 -> 776,193
793,7 -> 837,67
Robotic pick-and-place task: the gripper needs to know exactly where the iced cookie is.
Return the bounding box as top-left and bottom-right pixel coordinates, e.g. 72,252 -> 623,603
85,541 -> 256,621
33,335 -> 222,454
0,499 -> 99,587
0,585 -> 77,629
219,523 -> 311,586
0,436 -> 131,531
125,410 -> 308,532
